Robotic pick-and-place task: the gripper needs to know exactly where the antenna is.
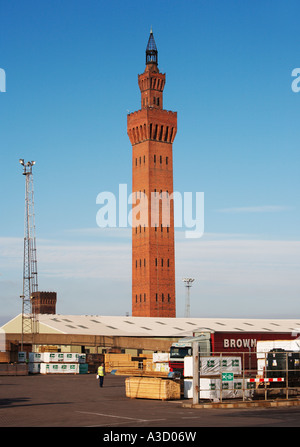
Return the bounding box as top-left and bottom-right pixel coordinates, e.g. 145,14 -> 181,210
19,159 -> 39,350
182,278 -> 195,318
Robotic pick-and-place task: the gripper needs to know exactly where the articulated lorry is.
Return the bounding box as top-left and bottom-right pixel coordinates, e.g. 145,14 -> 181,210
169,333 -> 211,376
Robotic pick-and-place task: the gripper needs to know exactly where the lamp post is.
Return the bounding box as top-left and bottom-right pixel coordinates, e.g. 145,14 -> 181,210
182,278 -> 195,318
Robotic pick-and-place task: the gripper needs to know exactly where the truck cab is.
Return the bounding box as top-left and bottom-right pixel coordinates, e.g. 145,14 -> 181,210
169,332 -> 211,377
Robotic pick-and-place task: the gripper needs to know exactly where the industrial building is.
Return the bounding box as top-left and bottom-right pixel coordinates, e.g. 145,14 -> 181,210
2,314 -> 300,357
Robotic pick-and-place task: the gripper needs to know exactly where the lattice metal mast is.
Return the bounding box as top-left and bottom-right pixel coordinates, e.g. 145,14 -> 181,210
183,278 -> 195,318
19,159 -> 38,348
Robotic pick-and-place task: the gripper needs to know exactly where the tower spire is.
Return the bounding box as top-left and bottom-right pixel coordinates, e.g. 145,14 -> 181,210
146,28 -> 158,66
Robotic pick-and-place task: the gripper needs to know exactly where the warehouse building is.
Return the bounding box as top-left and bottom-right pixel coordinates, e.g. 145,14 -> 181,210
2,314 -> 300,357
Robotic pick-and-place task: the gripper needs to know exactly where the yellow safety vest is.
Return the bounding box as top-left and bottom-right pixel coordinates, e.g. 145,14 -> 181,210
98,366 -> 104,376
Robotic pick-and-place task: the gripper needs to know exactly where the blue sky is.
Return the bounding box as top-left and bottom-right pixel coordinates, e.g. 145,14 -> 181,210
0,0 -> 300,324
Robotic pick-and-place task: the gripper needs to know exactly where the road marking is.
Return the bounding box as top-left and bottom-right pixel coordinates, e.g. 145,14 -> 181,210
76,412 -> 166,427
86,418 -> 166,428
76,411 -> 146,422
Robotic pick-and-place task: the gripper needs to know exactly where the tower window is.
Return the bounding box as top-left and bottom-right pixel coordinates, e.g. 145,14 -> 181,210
155,258 -> 158,266
155,293 -> 158,302
168,294 -> 171,302
162,293 -> 164,302
166,157 -> 168,165
159,127 -> 163,141
154,154 -> 156,164
161,258 -> 163,267
157,97 -> 159,106
164,127 -> 169,142
167,259 -> 170,267
160,155 -> 162,164
136,294 -> 137,303
144,293 -> 146,302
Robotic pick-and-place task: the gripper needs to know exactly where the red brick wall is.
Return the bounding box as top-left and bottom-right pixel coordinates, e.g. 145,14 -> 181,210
31,291 -> 57,315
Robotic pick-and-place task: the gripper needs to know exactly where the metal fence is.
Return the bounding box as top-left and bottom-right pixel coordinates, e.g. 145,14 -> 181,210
191,342 -> 300,403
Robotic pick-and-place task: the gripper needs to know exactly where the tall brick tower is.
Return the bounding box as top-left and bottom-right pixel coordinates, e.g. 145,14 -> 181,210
127,30 -> 177,317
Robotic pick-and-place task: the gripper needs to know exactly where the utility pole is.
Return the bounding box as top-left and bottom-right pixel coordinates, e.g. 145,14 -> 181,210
19,159 -> 38,350
183,278 -> 195,318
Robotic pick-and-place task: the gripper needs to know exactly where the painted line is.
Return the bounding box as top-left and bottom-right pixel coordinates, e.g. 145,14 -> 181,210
76,412 -> 166,427
76,411 -> 146,422
86,418 -> 166,428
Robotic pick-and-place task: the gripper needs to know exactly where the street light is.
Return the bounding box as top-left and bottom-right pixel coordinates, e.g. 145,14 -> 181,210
182,278 -> 195,318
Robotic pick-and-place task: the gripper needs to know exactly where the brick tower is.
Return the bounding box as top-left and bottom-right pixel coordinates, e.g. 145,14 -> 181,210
127,30 -> 177,317
31,291 -> 57,314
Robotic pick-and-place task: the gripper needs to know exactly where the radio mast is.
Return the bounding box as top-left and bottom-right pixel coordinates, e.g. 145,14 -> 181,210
19,159 -> 38,350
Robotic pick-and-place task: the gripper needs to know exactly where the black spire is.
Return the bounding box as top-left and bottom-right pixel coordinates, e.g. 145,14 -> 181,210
146,28 -> 158,65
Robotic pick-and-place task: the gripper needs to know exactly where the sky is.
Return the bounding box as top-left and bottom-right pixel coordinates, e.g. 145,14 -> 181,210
0,0 -> 300,325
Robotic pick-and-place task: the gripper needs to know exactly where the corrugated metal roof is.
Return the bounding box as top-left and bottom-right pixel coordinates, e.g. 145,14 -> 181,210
8,314 -> 299,338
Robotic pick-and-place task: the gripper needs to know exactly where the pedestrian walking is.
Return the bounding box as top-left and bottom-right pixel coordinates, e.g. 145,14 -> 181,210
97,363 -> 105,387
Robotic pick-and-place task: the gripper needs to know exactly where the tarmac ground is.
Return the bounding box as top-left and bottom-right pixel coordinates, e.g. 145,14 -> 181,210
1,373 -> 300,438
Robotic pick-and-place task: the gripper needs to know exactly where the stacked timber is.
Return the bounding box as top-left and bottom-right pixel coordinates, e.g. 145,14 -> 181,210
104,353 -> 139,373
105,352 -> 171,377
113,369 -> 169,378
125,377 -> 180,401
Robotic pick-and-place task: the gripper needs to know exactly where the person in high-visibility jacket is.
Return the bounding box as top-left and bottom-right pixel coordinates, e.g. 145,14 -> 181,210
97,363 -> 105,388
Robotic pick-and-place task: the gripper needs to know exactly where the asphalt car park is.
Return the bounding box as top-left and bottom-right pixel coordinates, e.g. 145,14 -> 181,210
1,374 -> 300,430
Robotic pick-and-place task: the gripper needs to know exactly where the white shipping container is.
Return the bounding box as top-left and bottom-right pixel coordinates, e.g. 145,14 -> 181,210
199,378 -> 253,400
40,363 -> 79,374
200,356 -> 242,376
184,355 -> 242,377
43,353 -> 65,362
64,353 -> 79,363
29,352 -> 44,363
184,356 -> 193,377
